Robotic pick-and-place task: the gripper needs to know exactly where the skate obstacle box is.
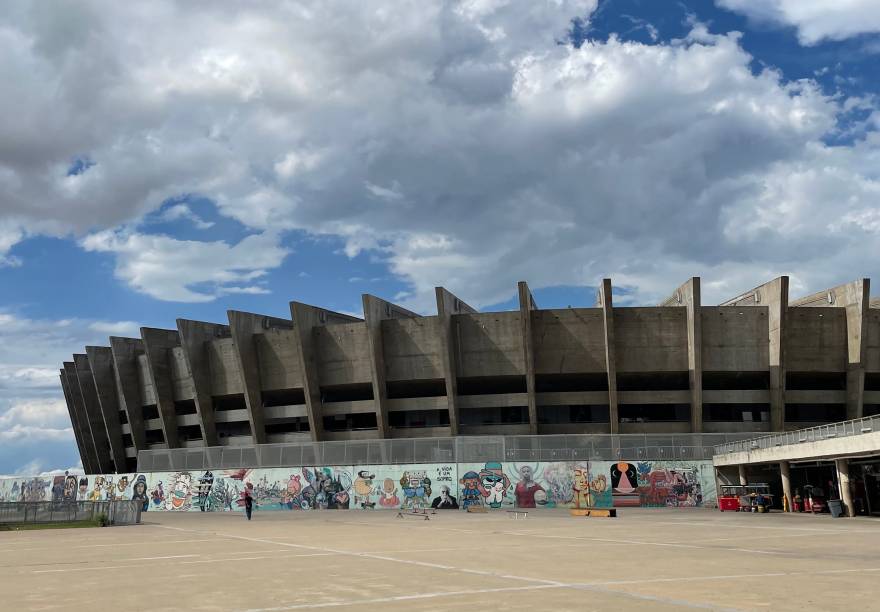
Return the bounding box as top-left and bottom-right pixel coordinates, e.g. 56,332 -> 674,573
570,508 -> 617,518
506,510 -> 528,519
397,508 -> 434,520
466,505 -> 488,513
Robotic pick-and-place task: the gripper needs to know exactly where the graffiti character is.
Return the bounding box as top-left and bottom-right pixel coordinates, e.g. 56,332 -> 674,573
63,474 -> 78,502
459,471 -> 484,510
400,471 -> 431,510
132,475 -> 149,512
103,476 -> 116,500
116,475 -> 130,499
610,462 -> 638,494
78,477 -> 88,500
151,481 -> 165,507
165,472 -> 193,511
353,471 -> 375,509
430,485 -> 458,509
197,471 -> 214,511
89,476 -> 105,501
51,476 -> 65,502
572,465 -> 592,509
378,478 -> 400,508
513,464 -> 544,509
479,462 -> 509,509
281,474 -> 302,510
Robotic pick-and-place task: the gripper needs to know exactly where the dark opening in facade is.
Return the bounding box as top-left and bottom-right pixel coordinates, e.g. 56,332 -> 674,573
174,399 -> 197,415
786,372 -> 846,390
213,394 -> 247,411
459,406 -> 529,426
144,429 -> 164,445
142,404 -> 159,420
178,424 -> 203,441
389,409 -> 450,428
617,372 -> 689,391
702,371 -> 770,390
619,404 -> 690,422
320,383 -> 374,403
703,403 -> 770,422
322,412 -> 378,431
262,388 -> 306,407
386,379 -> 446,399
265,418 -> 311,435
537,405 -> 610,424
535,373 -> 609,392
457,376 -> 527,395
785,404 -> 846,422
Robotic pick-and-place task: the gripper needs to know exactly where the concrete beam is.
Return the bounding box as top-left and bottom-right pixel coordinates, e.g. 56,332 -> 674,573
791,279 -> 870,420
597,279 -> 619,434
517,281 -> 538,435
228,310 -> 293,444
290,302 -> 362,441
73,354 -> 115,472
85,346 -> 128,471
721,276 -> 788,431
362,294 -> 420,438
63,362 -> 99,472
140,328 -> 183,448
435,287 -> 477,435
714,430 -> 880,466
59,371 -> 90,473
660,277 -> 703,432
108,337 -> 148,452
176,319 -> 229,446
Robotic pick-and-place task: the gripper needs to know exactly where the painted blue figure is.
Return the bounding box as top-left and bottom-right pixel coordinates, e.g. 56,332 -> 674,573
459,471 -> 483,510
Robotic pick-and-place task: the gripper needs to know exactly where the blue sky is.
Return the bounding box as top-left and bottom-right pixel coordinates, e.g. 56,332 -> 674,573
1,0 -> 879,474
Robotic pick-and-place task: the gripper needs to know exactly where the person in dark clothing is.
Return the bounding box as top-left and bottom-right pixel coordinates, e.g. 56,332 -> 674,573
244,487 -> 254,520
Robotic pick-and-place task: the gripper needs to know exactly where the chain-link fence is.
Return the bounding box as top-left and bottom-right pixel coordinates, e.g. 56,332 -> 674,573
138,433 -> 762,471
714,415 -> 880,456
0,501 -> 142,525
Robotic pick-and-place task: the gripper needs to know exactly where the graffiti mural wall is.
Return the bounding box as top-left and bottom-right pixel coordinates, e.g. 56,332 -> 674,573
0,461 -> 716,512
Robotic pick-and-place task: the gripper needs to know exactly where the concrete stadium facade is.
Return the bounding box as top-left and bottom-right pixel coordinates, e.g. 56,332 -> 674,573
59,277 -> 880,474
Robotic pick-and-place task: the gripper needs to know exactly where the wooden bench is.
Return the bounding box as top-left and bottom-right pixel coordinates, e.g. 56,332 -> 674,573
569,507 -> 617,518
397,511 -> 430,520
506,510 -> 528,519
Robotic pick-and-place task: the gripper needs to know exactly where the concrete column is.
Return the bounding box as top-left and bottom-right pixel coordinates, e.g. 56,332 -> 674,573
85,346 -> 129,471
660,278 -> 703,432
63,362 -> 99,473
362,294 -> 420,438
60,372 -> 90,473
73,354 -> 116,472
597,279 -> 619,434
790,279 -> 870,420
721,276 -> 788,431
109,337 -> 148,452
177,319 -> 230,446
836,458 -> 855,517
780,461 -> 792,512
738,464 -> 748,486
436,287 -> 477,435
140,328 -> 183,448
228,311 -> 293,445
517,281 -> 538,435
290,301 -> 362,441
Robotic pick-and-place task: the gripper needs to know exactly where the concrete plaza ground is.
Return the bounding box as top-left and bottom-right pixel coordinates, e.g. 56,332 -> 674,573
1,508 -> 878,611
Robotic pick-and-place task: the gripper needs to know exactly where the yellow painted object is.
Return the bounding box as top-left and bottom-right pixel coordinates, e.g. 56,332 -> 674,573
569,508 -> 617,518
466,505 -> 488,513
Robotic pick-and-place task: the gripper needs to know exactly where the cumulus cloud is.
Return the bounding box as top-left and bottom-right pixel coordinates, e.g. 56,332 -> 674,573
718,0 -> 880,44
79,230 -> 289,302
0,0 -> 878,313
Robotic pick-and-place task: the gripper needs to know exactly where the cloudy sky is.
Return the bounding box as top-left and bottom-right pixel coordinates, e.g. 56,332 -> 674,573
2,0 -> 879,474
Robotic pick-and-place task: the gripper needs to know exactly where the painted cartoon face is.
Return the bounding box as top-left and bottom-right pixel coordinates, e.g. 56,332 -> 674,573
133,482 -> 147,498
573,467 -> 589,491
171,474 -> 192,509
460,476 -> 480,492
519,466 -> 533,481
63,476 -> 77,498
287,475 -> 301,496
383,478 -> 395,494
590,474 -> 607,493
117,476 -> 129,492
79,478 -> 88,496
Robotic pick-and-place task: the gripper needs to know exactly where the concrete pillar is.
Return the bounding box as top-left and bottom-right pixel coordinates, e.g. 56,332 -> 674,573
227,311 -> 293,444
177,319 -> 230,446
60,371 -> 90,473
109,337 -> 148,452
362,294 -> 420,438
738,464 -> 748,486
63,362 -> 99,473
597,279 -> 619,434
73,354 -> 116,472
721,276 -> 788,431
790,278 -> 870,420
660,277 -> 703,432
517,281 -> 538,435
140,328 -> 183,448
85,346 -> 129,471
290,301 -> 362,441
780,461 -> 792,512
435,287 -> 477,435
836,458 -> 855,517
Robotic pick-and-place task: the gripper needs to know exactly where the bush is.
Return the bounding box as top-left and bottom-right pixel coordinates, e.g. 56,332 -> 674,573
96,513 -> 110,527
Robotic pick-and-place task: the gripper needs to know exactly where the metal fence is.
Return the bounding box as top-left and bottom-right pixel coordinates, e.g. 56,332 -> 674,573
0,501 -> 143,526
138,433 -> 762,471
714,415 -> 880,456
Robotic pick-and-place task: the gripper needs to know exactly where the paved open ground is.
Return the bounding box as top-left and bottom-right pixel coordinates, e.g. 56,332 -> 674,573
1,508 -> 879,611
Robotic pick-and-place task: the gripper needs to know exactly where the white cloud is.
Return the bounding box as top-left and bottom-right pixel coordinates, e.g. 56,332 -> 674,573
87,320 -> 141,335
157,204 -> 214,229
718,0 -> 880,44
0,0 -> 878,312
80,230 -> 289,302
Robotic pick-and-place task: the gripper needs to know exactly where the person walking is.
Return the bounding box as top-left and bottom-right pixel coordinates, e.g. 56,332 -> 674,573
244,486 -> 254,521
